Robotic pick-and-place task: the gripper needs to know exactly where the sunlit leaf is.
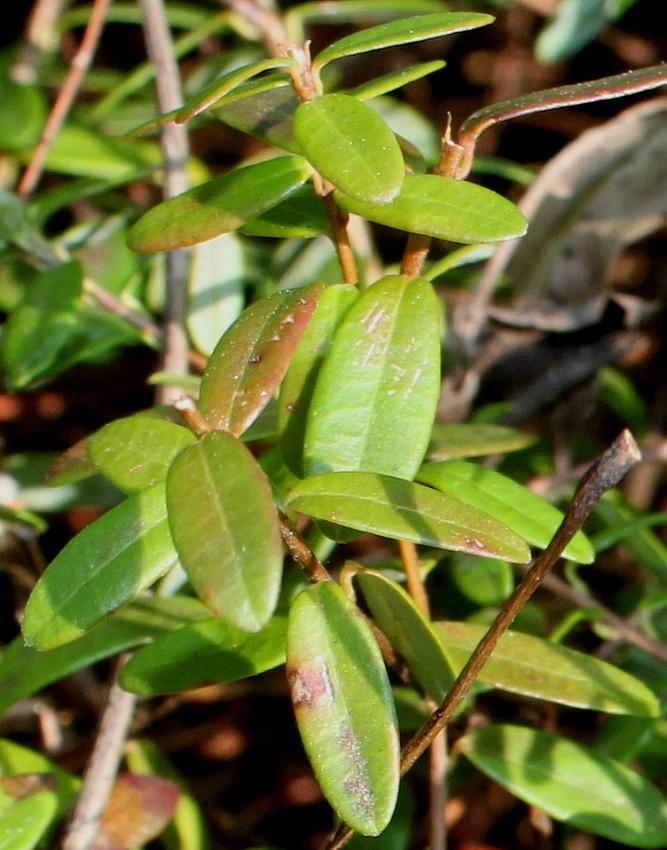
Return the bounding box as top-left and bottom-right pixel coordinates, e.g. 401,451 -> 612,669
460,724 -> 667,847
199,282 -> 323,436
127,156 -> 310,252
336,173 -> 527,244
22,483 -> 178,650
0,791 -> 58,850
166,431 -> 283,631
293,94 -> 404,203
351,60 -> 446,101
287,581 -> 400,834
287,472 -> 531,562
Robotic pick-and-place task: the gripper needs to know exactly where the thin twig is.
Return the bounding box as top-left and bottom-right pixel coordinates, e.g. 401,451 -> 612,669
279,513 -> 332,583
60,657 -> 137,850
16,0 -> 112,197
220,0 -> 289,57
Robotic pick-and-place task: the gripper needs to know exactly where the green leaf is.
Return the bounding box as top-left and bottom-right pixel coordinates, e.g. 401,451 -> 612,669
199,282 -> 323,436
312,13 -> 494,69
449,553 -> 514,606
293,94 -> 404,204
428,423 -> 537,459
88,417 -> 195,493
0,792 -> 58,850
417,460 -> 594,563
213,78 -> 300,152
304,276 -> 442,480
351,60 -> 446,101
287,581 -> 400,835
240,185 -> 331,238
22,483 -> 178,650
121,612 -> 288,695
127,155 -> 310,252
279,284 -> 359,476
0,597 -> 209,715
336,173 -> 527,244
435,621 -> 660,716
0,739 -> 79,809
166,431 -> 283,631
0,70 -> 47,151
355,571 -> 455,702
287,472 -> 531,563
459,724 -> 667,847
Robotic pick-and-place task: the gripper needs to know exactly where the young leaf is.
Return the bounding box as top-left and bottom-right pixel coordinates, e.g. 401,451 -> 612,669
287,472 -> 532,563
0,791 -> 58,850
199,282 -> 323,436
121,612 -> 288,695
279,284 -> 359,476
459,724 -> 667,847
127,156 -> 311,252
417,459 -> 594,563
293,94 -> 404,204
336,173 -> 527,244
304,276 -> 442,480
287,581 -> 400,835
88,418 -> 195,493
428,423 -> 537,459
435,621 -> 660,716
166,431 -> 283,631
22,483 -> 179,650
355,570 -> 455,702
312,13 -> 494,69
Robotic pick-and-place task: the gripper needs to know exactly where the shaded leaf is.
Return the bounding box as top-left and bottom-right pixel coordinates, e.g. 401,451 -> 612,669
240,186 -> 331,238
336,173 -> 527,244
287,581 -> 400,834
199,282 -> 323,436
0,740 -> 79,810
304,276 -> 442,480
435,621 -> 660,716
166,431 -> 283,631
0,70 -> 47,151
213,78 -> 300,152
459,724 -> 667,847
428,423 -> 537,459
121,612 -> 288,695
293,94 -> 404,203
88,417 -> 195,493
313,13 -> 494,69
127,156 -> 310,252
287,472 -> 531,562
22,483 -> 178,650
417,459 -> 594,563
449,552 -> 514,606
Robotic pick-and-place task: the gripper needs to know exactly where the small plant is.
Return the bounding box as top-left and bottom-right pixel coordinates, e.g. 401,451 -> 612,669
2,2 -> 667,849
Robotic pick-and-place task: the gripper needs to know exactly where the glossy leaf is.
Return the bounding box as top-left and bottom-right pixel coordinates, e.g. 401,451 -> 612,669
22,483 -> 178,650
88,417 -> 194,493
127,156 -> 310,252
240,186 -> 331,238
0,791 -> 58,850
293,94 -> 404,204
199,282 -> 323,436
0,597 -> 209,715
428,423 -> 537,459
435,621 -> 660,715
121,612 -> 288,695
279,284 -> 359,476
417,459 -> 594,563
213,79 -> 300,152
351,60 -> 446,101
313,13 -> 494,69
287,581 -> 400,834
460,724 -> 667,847
287,472 -> 531,563
336,173 -> 527,244
355,570 -> 455,702
187,231 -> 244,356
286,0 -> 450,37
304,276 -> 441,480
166,431 -> 283,631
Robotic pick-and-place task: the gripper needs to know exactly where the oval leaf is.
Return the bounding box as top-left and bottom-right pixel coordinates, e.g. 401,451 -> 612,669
459,724 -> 667,848
287,472 -> 531,563
336,173 -> 527,244
121,612 -> 287,695
199,282 -> 323,435
435,621 -> 660,716
313,13 -> 494,68
22,483 -> 178,650
166,431 -> 283,631
127,156 -> 310,252
0,792 -> 58,850
287,581 -> 400,834
88,417 -> 195,493
304,276 -> 442,480
417,459 -> 594,563
355,570 -> 455,702
428,422 -> 537,459
293,94 -> 404,203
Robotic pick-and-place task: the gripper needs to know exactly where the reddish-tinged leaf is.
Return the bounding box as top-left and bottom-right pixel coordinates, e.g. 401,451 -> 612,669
199,283 -> 323,435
